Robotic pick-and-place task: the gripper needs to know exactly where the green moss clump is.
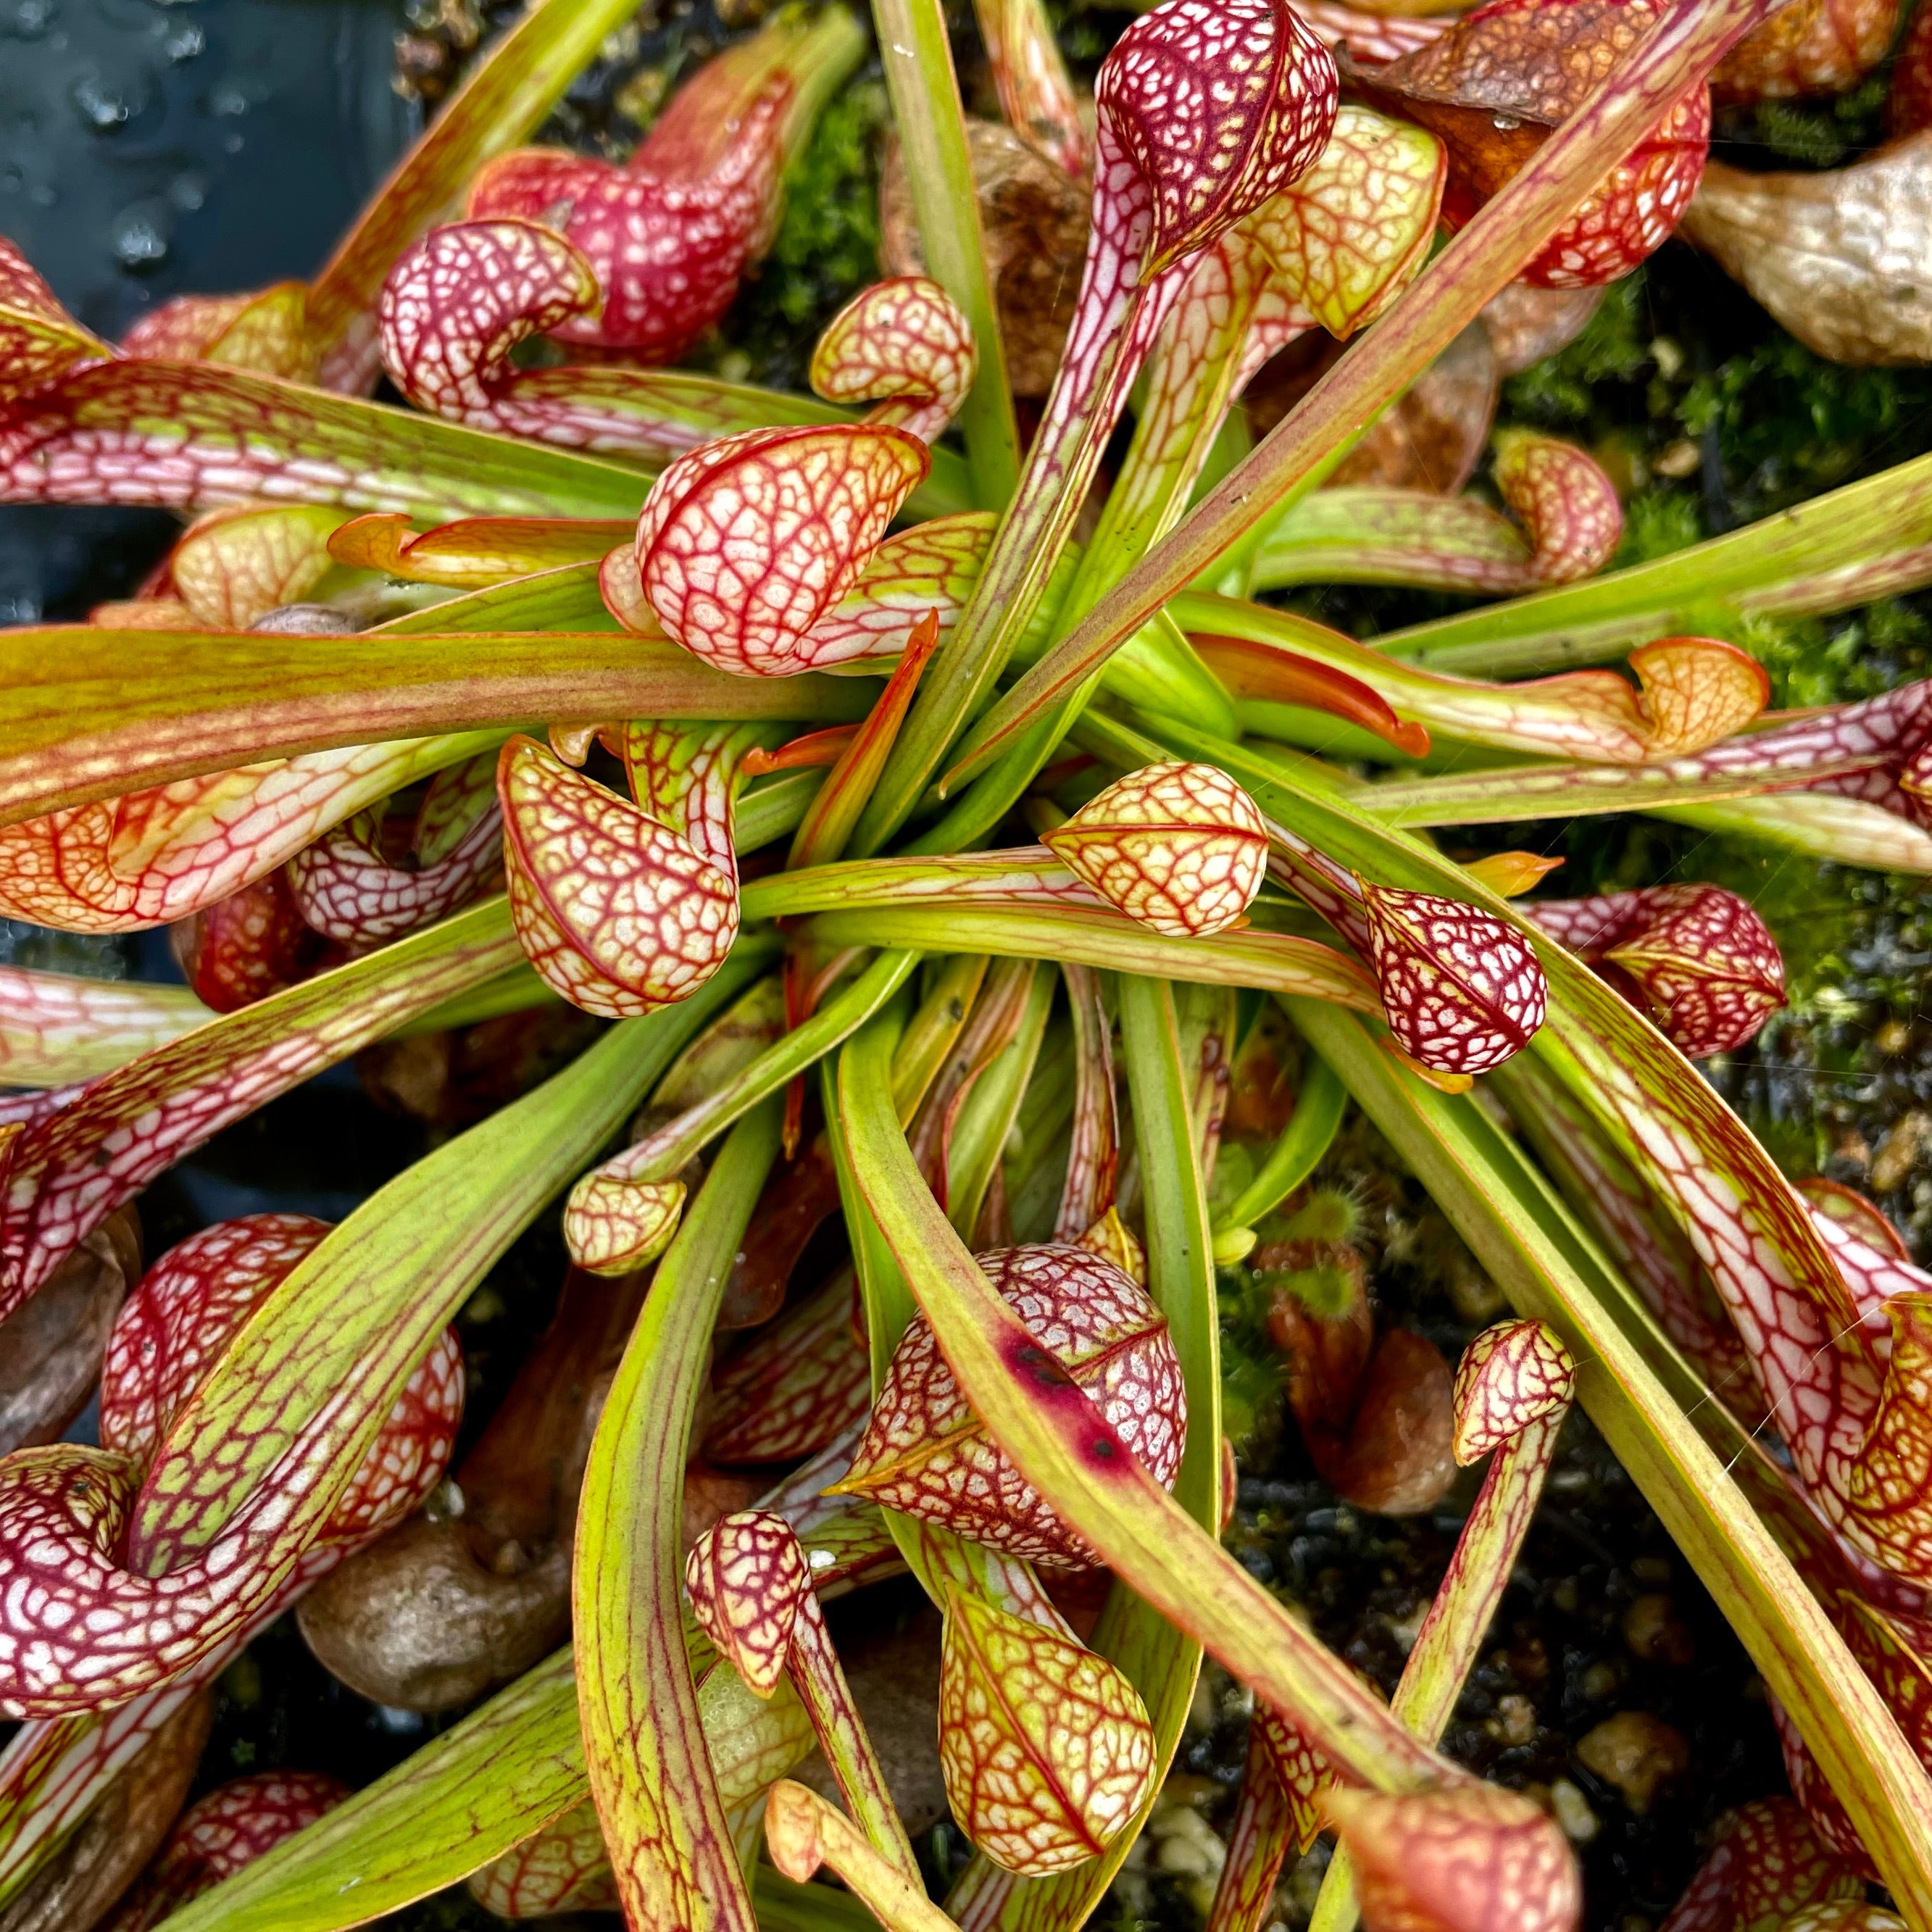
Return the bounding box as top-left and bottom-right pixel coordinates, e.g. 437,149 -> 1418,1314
1716,72 -> 1889,171
1615,486 -> 1704,567
1502,273 -> 1655,430
1678,336 -> 1932,522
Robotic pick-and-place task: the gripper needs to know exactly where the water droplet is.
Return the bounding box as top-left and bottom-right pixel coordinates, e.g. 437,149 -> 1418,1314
71,69 -> 147,132
111,204 -> 169,269
0,0 -> 55,41
210,82 -> 248,117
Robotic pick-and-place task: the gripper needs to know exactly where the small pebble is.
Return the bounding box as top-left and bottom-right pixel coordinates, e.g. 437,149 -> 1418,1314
1581,1660 -> 1621,1701
1150,1805 -> 1226,1881
1576,1710 -> 1690,1812
1623,1592 -> 1695,1665
1549,1777 -> 1600,1843
1385,1597 -> 1428,1654
1492,1694 -> 1537,1746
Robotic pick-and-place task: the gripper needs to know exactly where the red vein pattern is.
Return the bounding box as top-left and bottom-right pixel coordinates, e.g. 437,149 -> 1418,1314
498,734 -> 740,1017
1043,762 -> 1269,938
838,1242 -> 1186,1568
375,216 -> 827,467
1326,1783 -> 1582,1932
1054,963 -> 1120,1243
633,423 -> 930,675
0,969 -> 203,1090
0,357 -> 641,521
1267,825 -> 1553,1100
1201,1720 -> 1302,1932
466,81 -> 788,363
0,902 -> 520,1313
166,504 -> 346,628
1364,0 -> 1712,288
1360,880 -> 1547,1075
0,1216 -> 460,1717
1095,104 -> 1443,596
1491,430 -> 1624,584
1656,1796 -> 1863,1932
603,509 -> 992,667
286,774 -> 504,947
170,871 -> 325,1015
120,285 -> 314,382
686,1509 -> 810,1698
1496,1052 -> 1749,1389
0,736 -> 490,933
1526,884 -> 1786,1057
563,1173 -> 686,1278
467,1800 -> 621,1919
1297,1 -> 1449,64
380,217 -> 599,422
1713,0 -> 1899,102
938,1589 -> 1155,1874
0,237 -> 113,398
809,276 -> 978,446
106,1769 -> 350,1932
1532,938 -> 1932,1589
706,1273 -> 871,1466
1238,101 -> 1444,353
1451,1317 -> 1575,1463
1102,0 -> 1336,276
875,0 -> 1339,841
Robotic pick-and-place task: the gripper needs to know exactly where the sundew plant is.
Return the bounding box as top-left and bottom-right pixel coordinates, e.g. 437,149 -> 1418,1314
4,1 -> 1932,1930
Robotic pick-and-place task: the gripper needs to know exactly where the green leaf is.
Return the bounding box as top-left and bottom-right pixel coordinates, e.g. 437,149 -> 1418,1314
158,1646 -> 812,1932
944,977 -> 1223,1932
575,1104 -> 783,1932
833,1017 -> 1454,1795
130,944 -> 774,1567
0,973 -> 207,1088
1376,449 -> 1932,678
938,963 -> 1054,1242
5,362 -> 655,521
1214,1052 -> 1346,1239
791,901 -> 1378,1011
160,1650 -> 585,1932
870,0 -> 1021,509
0,629 -> 872,825
3,897 -> 527,1301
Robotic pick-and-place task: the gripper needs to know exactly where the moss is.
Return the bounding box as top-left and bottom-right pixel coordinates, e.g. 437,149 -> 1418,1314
1677,334 -> 1932,522
1615,486 -> 1704,567
1501,272 -> 1656,430
1714,71 -> 1889,171
708,75 -> 890,390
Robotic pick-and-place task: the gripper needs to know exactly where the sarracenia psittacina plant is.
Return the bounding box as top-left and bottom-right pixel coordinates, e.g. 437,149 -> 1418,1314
0,1215 -> 462,1716
21,0 -> 1932,1923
